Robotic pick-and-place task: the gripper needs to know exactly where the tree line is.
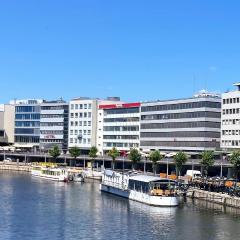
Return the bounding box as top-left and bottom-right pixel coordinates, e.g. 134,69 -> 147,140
48,145 -> 240,179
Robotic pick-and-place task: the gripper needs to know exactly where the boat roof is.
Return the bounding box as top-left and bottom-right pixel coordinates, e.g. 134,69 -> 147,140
129,175 -> 175,183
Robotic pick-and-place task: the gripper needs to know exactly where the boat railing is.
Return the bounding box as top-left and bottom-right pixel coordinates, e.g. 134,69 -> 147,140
102,179 -> 128,190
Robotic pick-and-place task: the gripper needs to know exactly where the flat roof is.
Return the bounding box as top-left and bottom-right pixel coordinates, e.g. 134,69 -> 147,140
129,175 -> 173,183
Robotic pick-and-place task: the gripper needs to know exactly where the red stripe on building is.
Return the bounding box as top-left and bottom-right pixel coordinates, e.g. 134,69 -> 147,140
99,102 -> 141,109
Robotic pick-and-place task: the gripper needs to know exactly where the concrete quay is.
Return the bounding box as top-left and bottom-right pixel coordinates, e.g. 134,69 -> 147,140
187,188 -> 240,209
0,162 -> 31,172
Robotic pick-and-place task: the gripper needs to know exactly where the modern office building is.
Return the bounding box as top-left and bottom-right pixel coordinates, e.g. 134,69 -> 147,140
97,102 -> 141,155
221,83 -> 240,150
14,99 -> 43,148
40,100 -> 69,151
68,97 -> 121,152
140,91 -> 221,153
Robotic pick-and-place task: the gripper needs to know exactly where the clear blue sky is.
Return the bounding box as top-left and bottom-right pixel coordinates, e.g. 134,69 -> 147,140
0,0 -> 239,103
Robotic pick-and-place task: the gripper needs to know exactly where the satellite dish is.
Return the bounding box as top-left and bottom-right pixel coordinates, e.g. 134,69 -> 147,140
77,135 -> 83,140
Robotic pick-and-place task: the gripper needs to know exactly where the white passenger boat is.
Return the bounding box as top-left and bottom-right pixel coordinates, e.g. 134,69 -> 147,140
100,170 -> 179,207
31,166 -> 68,182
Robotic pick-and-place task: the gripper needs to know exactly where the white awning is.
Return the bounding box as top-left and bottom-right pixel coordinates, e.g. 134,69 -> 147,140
13,144 -> 35,148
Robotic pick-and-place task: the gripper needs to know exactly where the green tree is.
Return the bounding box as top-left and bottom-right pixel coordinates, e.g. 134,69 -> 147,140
174,151 -> 188,177
128,148 -> 141,170
149,150 -> 163,175
108,147 -> 119,170
229,151 -> 240,179
89,146 -> 98,169
200,151 -> 215,176
69,146 -> 81,167
49,145 -> 61,163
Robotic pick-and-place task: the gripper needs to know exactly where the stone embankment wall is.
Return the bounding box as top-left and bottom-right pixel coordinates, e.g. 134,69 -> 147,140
0,163 -> 31,172
187,189 -> 240,208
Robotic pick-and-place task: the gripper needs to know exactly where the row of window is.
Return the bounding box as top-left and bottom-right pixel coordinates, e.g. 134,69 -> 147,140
70,121 -> 91,127
141,121 -> 220,129
15,128 -> 40,135
103,117 -> 139,123
41,106 -> 68,110
16,106 -> 40,113
40,130 -> 64,135
70,112 -> 91,118
15,121 -> 40,127
40,123 -> 64,126
69,138 -> 91,144
103,142 -> 139,148
222,119 -> 240,125
141,111 -> 221,121
222,140 -> 240,147
222,108 -> 240,115
103,126 -> 139,132
141,101 -> 221,112
40,139 -> 63,143
70,130 -> 91,135
41,114 -> 65,118
141,131 -> 220,138
223,98 -> 240,104
140,140 -> 219,148
15,114 -> 40,120
222,130 -> 240,136
104,108 -> 139,115
15,136 -> 40,143
70,103 -> 92,110
103,135 -> 139,140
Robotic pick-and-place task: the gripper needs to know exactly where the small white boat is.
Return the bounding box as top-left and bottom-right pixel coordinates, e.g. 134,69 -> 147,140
31,166 -> 68,182
73,173 -> 85,182
100,170 -> 179,207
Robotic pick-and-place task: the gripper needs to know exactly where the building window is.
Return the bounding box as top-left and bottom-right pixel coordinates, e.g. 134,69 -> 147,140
75,104 -> 78,110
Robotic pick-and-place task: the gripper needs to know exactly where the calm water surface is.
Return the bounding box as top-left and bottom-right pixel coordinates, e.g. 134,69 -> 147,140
0,172 -> 240,240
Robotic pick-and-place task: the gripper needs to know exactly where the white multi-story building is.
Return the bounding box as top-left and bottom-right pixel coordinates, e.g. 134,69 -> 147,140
68,97 -> 121,152
140,91 -> 221,153
40,100 -> 69,151
97,102 -> 141,155
221,83 -> 240,150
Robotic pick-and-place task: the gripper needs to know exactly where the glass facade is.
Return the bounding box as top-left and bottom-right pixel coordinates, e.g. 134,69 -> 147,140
14,103 -> 41,144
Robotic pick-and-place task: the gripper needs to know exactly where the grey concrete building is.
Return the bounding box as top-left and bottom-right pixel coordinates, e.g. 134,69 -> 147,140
140,91 -> 221,153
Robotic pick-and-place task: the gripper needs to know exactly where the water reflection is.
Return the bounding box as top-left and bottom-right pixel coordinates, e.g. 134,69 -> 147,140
0,172 -> 240,240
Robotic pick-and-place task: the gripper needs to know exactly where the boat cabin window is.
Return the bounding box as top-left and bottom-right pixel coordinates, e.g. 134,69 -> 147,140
128,179 -> 150,193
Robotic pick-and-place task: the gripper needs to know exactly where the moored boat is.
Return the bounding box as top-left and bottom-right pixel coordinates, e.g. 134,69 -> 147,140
100,170 -> 179,207
31,165 -> 68,182
73,173 -> 85,182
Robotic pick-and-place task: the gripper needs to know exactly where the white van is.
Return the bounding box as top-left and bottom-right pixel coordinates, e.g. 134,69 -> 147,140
186,170 -> 202,179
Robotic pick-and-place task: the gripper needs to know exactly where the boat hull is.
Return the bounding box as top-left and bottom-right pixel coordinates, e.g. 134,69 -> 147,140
100,184 -> 179,207
31,172 -> 67,182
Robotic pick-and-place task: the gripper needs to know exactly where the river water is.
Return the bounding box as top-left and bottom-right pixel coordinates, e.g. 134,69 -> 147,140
0,172 -> 240,240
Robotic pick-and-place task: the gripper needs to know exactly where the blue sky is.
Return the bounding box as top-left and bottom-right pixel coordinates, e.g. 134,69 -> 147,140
0,1 -> 239,103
